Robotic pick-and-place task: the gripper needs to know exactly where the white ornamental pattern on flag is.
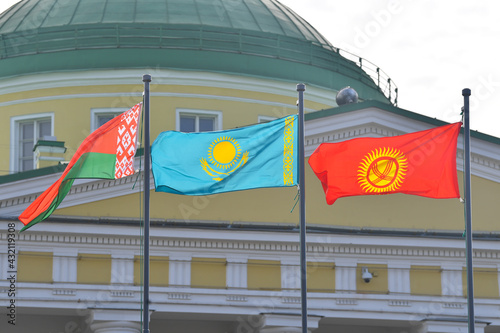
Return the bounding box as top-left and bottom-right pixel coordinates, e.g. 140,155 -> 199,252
115,103 -> 141,179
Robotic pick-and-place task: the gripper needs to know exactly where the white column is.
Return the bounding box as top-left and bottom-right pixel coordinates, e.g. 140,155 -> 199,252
417,320 -> 486,333
111,253 -> 134,284
497,264 -> 500,298
168,254 -> 191,286
441,264 -> 463,296
227,257 -> 247,289
335,259 -> 357,293
53,250 -> 77,283
88,309 -> 143,333
0,253 -> 6,280
260,328 -> 302,333
281,259 -> 300,291
91,321 -> 141,333
259,314 -> 321,333
388,262 -> 410,294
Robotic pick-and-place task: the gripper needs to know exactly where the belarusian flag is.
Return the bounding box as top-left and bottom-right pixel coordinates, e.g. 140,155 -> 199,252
19,103 -> 142,231
308,122 -> 462,205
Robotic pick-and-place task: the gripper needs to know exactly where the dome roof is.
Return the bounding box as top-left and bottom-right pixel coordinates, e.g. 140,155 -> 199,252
0,0 -> 332,45
0,0 -> 392,103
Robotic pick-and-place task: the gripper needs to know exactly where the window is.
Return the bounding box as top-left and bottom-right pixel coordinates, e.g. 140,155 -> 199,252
11,114 -> 53,172
91,108 -> 126,132
176,109 -> 222,132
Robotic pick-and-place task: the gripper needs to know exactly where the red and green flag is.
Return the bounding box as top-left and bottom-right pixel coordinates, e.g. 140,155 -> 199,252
19,103 -> 142,231
308,122 -> 462,205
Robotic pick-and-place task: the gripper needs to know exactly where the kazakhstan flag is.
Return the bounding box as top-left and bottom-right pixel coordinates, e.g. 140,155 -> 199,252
151,115 -> 298,195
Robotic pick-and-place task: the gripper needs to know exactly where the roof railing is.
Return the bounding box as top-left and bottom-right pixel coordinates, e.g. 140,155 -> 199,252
335,47 -> 398,106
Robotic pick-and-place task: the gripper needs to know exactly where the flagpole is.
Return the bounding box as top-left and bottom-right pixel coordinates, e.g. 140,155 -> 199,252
462,88 -> 475,333
297,83 -> 308,333
142,74 -> 152,333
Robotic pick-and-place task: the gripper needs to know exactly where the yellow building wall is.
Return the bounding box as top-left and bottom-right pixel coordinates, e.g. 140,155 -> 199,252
77,254 -> 111,284
463,268 -> 499,298
4,45 -> 499,313
191,257 -> 226,288
6,82 -> 500,233
307,262 -> 335,292
410,265 -> 442,296
134,256 -> 169,286
17,251 -> 53,283
356,264 -> 388,294
247,259 -> 281,290
57,168 -> 500,233
1,83 -> 305,175
8,93 -> 497,297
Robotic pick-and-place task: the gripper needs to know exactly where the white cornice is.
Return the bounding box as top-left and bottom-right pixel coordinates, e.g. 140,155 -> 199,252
1,282 -> 497,327
1,223 -> 499,326
3,223 -> 500,257
0,69 -> 337,108
0,91 -> 311,112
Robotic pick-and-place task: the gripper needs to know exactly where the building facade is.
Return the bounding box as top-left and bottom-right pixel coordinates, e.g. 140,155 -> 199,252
1,1 -> 500,333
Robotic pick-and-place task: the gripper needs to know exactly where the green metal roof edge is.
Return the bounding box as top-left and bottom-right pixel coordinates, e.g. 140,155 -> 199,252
33,140 -> 66,150
305,99 -> 500,145
0,48 -> 388,103
0,163 -> 66,184
0,148 -> 145,184
305,99 -> 439,124
0,22 -> 391,103
0,23 -> 324,43
0,23 -> 355,71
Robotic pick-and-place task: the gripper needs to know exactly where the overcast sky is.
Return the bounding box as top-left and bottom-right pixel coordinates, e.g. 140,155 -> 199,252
279,0 -> 500,138
1,0 -> 499,138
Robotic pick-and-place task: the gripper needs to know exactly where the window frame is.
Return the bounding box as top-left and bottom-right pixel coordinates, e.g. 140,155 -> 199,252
176,109 -> 222,132
10,113 -> 54,173
90,108 -> 127,132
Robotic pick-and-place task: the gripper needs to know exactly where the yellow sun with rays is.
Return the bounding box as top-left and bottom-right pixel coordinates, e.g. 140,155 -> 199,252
207,136 -> 242,170
357,147 -> 408,193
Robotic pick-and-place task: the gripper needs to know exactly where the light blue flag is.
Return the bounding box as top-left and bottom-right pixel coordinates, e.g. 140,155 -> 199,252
151,115 -> 298,195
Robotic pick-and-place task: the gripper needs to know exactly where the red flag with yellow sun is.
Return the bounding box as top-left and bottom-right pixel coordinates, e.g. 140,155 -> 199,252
308,122 -> 462,205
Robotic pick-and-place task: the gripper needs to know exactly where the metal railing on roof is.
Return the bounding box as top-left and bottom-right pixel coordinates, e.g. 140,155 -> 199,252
0,24 -> 398,105
338,48 -> 398,106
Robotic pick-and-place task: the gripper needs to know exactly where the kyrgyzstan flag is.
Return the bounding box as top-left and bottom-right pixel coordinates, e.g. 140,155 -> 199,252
308,122 -> 462,205
19,102 -> 142,231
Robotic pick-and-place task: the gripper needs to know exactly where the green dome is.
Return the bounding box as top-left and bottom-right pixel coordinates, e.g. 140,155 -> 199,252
0,0 -> 334,44
0,0 -> 393,103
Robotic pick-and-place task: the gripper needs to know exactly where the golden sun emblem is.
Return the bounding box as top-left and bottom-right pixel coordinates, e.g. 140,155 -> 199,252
200,136 -> 249,181
357,147 -> 408,193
